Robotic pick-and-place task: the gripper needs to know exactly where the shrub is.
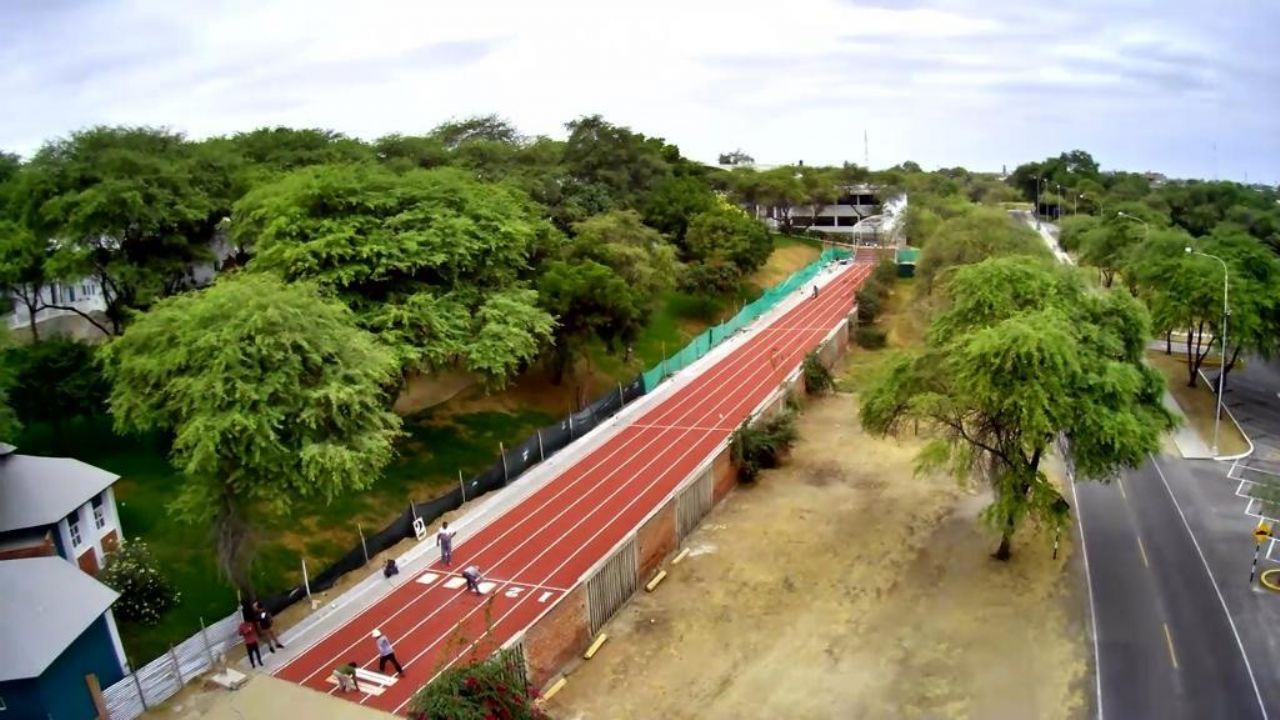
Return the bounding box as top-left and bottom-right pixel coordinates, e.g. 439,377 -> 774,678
99,541 -> 180,625
407,648 -> 547,720
731,412 -> 799,483
855,281 -> 884,325
854,326 -> 888,349
871,258 -> 898,286
802,351 -> 835,395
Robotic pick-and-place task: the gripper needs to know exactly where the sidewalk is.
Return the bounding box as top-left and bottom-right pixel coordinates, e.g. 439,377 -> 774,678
1162,390 -> 1215,459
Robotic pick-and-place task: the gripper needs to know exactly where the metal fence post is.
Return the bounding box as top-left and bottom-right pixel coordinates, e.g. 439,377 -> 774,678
198,617 -> 216,668
167,645 -> 184,684
617,382 -> 625,409
301,557 -> 312,603
459,469 -> 467,502
500,442 -> 509,482
536,429 -> 545,461
130,668 -> 148,710
569,414 -> 575,440
358,525 -> 369,565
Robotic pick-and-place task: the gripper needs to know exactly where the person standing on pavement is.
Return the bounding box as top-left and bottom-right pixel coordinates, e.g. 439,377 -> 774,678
461,565 -> 484,595
437,521 -> 456,566
371,629 -> 405,676
252,600 -> 283,652
237,618 -> 263,668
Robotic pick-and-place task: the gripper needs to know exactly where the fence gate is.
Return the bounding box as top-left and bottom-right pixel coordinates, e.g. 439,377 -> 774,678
586,537 -> 638,636
677,468 -> 714,542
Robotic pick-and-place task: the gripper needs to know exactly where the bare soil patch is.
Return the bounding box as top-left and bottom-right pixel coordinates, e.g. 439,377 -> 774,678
1146,350 -> 1250,456
546,392 -> 1089,720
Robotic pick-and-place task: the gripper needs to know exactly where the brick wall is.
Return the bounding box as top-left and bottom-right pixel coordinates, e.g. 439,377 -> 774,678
636,500 -> 676,580
712,447 -> 736,502
523,584 -> 589,687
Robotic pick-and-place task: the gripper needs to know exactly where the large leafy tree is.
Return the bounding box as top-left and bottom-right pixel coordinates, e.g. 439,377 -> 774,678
236,164 -> 555,386
4,338 -> 108,443
538,211 -> 676,382
641,175 -> 716,246
1077,203 -> 1163,289
915,207 -> 1049,293
861,258 -> 1174,559
683,202 -> 773,281
100,274 -> 402,593
15,127 -> 233,334
562,115 -> 674,210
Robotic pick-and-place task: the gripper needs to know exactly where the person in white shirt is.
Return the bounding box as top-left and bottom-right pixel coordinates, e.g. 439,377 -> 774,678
461,565 -> 483,595
436,521 -> 457,566
371,629 -> 405,676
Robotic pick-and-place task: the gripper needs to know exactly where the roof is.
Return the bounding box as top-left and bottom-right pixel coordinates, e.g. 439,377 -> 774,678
0,452 -> 120,534
0,556 -> 120,681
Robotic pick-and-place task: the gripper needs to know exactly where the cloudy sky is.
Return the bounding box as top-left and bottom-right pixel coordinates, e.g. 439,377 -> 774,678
2,0 -> 1277,182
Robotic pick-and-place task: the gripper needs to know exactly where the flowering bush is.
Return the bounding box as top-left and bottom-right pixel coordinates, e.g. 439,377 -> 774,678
407,649 -> 548,720
99,540 -> 180,625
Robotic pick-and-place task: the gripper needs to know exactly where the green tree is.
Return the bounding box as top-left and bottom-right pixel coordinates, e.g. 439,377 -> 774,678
756,166 -> 805,230
0,220 -> 50,342
16,127 -> 232,335
1056,214 -> 1099,254
641,175 -> 716,246
236,164 -> 555,386
373,134 -> 450,171
429,114 -> 522,150
685,204 -> 773,273
5,338 -> 108,438
900,204 -> 942,247
562,115 -> 674,210
915,207 -> 1049,293
100,274 -> 402,593
861,258 -> 1174,559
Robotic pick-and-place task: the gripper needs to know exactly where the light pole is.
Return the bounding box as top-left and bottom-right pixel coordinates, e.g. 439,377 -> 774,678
1116,211 -> 1150,240
1056,184 -> 1063,220
1186,246 -> 1230,456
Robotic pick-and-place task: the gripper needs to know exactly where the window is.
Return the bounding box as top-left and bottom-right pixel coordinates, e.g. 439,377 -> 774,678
837,216 -> 857,227
68,513 -> 82,547
68,286 -> 76,302
93,494 -> 106,529
813,216 -> 836,227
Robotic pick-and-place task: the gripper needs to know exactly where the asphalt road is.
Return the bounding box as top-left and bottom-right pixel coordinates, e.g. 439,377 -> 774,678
1074,455 -> 1270,719
1221,356 -> 1280,456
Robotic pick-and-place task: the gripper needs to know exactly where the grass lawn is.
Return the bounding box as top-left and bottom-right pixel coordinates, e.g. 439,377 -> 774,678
27,236 -> 822,666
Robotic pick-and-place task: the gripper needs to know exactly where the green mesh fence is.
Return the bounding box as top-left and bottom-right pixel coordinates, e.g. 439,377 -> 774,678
642,247 -> 851,392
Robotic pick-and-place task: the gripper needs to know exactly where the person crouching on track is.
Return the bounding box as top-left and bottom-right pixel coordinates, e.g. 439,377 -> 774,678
462,565 -> 484,595
334,661 -> 360,692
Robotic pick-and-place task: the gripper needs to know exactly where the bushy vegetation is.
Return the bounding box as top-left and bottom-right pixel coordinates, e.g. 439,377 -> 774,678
731,412 -> 799,483
802,351 -> 835,395
99,541 -> 181,625
853,326 -> 888,349
406,648 -> 546,720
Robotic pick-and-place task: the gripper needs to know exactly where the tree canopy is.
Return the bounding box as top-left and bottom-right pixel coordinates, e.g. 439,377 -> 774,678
914,208 -> 1049,293
235,164 -> 556,385
100,273 -> 402,593
861,257 -> 1174,558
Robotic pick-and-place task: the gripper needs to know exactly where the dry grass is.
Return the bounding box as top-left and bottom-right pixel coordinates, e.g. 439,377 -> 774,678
1146,350 -> 1250,456
747,239 -> 821,288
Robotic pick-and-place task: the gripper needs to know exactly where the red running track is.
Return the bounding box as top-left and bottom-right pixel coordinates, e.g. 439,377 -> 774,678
272,261 -> 872,714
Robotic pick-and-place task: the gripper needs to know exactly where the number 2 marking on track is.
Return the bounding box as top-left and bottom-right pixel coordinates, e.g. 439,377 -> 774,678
504,587 -> 525,599
537,591 -> 553,603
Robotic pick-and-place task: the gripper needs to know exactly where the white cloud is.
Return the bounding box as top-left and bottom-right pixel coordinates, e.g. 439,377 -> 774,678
0,0 -> 1276,182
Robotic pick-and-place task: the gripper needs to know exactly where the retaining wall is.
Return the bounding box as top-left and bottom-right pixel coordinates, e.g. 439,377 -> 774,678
512,305 -> 856,690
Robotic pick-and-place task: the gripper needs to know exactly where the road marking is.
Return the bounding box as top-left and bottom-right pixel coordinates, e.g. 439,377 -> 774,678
1150,455 -> 1269,720
1068,476 -> 1105,720
1162,623 -> 1179,669
1116,477 -> 1127,500
1135,534 -> 1150,568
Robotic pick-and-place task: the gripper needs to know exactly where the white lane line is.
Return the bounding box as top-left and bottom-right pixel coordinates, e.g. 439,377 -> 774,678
1070,475 -> 1106,720
415,572 -> 568,593
1150,454 -> 1269,720
305,264 -> 869,692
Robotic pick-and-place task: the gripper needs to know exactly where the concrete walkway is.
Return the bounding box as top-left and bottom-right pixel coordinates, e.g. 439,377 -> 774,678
1162,390 -> 1215,459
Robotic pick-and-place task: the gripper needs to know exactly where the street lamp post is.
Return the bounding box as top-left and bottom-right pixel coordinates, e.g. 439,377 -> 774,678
1116,211 -> 1150,240
1186,246 -> 1230,456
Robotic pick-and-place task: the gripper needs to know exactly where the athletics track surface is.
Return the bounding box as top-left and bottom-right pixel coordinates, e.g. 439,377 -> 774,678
272,261 -> 873,714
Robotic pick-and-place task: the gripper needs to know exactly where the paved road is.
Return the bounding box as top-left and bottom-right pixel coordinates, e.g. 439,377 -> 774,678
1222,356 -> 1280,456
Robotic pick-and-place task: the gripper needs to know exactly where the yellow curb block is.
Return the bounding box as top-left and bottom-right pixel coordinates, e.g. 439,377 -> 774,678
1261,568 -> 1280,592
541,677 -> 567,702
672,548 -> 691,565
584,633 -> 609,660
645,570 -> 668,592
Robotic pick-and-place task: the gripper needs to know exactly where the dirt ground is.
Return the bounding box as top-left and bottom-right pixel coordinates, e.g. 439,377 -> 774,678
546,392 -> 1090,720
146,673 -> 393,720
1145,350 -> 1250,456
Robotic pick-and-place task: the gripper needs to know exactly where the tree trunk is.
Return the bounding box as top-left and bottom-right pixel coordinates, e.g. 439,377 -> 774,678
41,304 -> 114,338
1164,330 -> 1172,355
993,528 -> 1013,561
214,492 -> 255,598
21,296 -> 40,343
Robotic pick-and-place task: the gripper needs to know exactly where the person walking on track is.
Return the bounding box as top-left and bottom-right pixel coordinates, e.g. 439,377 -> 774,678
371,629 -> 405,676
238,617 -> 263,668
461,565 -> 484,595
770,346 -> 779,370
437,521 -> 456,566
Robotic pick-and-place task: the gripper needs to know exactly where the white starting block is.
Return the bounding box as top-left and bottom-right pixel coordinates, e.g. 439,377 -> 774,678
207,666 -> 248,691
327,667 -> 398,697
415,572 -> 440,585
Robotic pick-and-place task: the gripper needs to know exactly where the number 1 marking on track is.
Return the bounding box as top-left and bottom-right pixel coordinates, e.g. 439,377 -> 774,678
537,591 -> 552,603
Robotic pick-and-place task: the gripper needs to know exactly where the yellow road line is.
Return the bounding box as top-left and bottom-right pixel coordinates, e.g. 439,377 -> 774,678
1136,534 -> 1150,568
1163,623 -> 1179,669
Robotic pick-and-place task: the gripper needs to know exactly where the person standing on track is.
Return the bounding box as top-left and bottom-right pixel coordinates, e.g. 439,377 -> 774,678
770,346 -> 779,370
812,285 -> 818,299
437,521 -> 456,566
461,565 -> 484,595
371,629 -> 405,676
